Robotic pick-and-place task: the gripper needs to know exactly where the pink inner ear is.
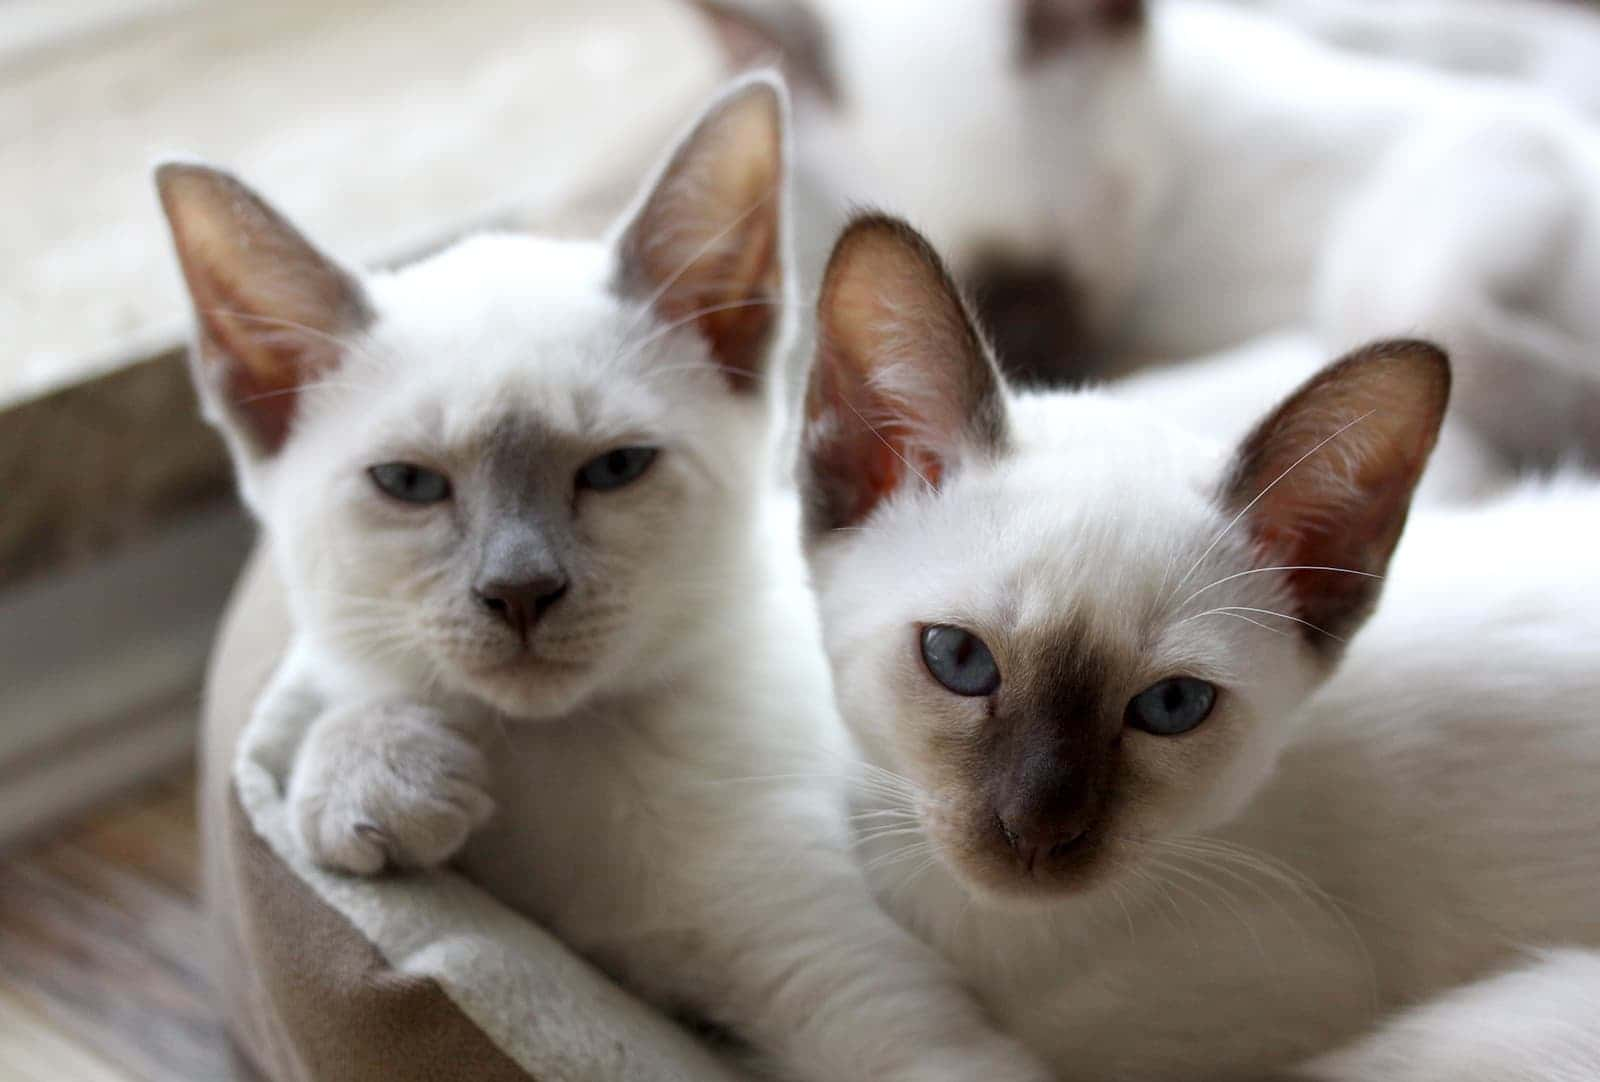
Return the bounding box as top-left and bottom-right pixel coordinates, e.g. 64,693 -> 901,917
159,164 -> 369,457
804,217 -> 1009,532
198,304 -> 340,454
1266,439 -> 1433,639
616,80 -> 785,393
650,201 -> 780,393
1226,341 -> 1449,644
180,250 -> 361,455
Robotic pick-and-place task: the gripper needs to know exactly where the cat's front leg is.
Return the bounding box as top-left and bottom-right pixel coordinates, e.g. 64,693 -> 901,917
287,699 -> 495,875
698,854 -> 1057,1082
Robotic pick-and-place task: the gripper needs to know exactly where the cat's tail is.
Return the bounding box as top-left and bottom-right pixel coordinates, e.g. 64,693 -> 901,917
1284,948 -> 1600,1082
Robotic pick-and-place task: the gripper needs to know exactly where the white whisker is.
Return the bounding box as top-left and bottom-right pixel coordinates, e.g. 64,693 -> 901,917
1178,565 -> 1381,611
1185,606 -> 1345,643
1173,410 -> 1376,596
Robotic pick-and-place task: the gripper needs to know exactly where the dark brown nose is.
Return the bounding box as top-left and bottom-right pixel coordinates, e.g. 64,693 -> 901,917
965,255 -> 1097,387
473,575 -> 568,639
997,812 -> 1092,873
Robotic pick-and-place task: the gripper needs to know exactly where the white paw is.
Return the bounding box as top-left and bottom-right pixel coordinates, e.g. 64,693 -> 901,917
287,699 -> 494,876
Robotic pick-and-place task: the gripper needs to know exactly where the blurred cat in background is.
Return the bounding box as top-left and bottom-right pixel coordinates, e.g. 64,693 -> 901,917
694,0 -> 1600,469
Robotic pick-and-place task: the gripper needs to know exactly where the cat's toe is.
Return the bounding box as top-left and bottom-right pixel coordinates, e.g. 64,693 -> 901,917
286,700 -> 495,875
289,786 -> 392,876
370,780 -> 494,870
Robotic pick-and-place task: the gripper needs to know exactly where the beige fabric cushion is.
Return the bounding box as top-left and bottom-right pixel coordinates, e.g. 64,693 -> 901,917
201,549 -> 749,1081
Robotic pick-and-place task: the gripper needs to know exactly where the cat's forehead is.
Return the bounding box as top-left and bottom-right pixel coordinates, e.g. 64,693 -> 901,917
892,393 -> 1227,631
366,233 -> 626,367
351,233 -> 697,443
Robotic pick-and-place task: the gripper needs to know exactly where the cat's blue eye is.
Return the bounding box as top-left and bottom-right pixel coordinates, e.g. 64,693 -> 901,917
368,462 -> 451,504
920,625 -> 1000,697
577,447 -> 658,492
1126,677 -> 1217,736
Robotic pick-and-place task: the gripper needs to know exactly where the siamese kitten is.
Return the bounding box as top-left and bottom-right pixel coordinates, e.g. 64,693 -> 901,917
156,80 -> 1053,1082
801,215 -> 1600,1080
695,0 -> 1600,466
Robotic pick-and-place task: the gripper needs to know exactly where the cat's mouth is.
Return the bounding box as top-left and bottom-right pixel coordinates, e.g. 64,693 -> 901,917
474,651 -> 587,675
453,654 -> 601,722
432,639 -> 603,719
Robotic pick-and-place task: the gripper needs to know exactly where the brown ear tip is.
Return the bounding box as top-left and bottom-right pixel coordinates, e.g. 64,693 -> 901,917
154,160 -> 223,191
1372,337 -> 1452,406
838,210 -> 913,243
830,213 -> 941,271
1333,337 -> 1450,396
154,161 -> 196,205
153,161 -> 247,221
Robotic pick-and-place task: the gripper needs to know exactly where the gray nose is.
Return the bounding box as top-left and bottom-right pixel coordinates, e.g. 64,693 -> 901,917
473,574 -> 568,639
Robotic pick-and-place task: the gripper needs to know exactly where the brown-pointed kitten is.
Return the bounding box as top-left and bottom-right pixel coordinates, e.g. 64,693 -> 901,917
801,214 -> 1600,1081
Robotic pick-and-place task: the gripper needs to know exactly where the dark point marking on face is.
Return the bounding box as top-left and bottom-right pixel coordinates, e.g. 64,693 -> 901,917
983,615 -> 1122,880
1019,0 -> 1147,67
964,251 -> 1103,387
473,418 -> 580,630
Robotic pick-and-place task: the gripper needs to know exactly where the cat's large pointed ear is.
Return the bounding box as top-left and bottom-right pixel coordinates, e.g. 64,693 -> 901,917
614,75 -> 787,394
803,214 -> 1009,534
156,163 -> 369,458
688,1 -> 838,105
1220,340 -> 1450,648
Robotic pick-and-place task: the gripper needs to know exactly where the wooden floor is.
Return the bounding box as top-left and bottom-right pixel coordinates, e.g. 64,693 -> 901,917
0,769 -> 259,1082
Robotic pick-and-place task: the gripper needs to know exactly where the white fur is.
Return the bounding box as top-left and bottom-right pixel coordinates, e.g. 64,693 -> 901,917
1298,948 -> 1600,1082
812,373 -> 1600,1078
1222,0 -> 1600,118
181,82 -> 1055,1082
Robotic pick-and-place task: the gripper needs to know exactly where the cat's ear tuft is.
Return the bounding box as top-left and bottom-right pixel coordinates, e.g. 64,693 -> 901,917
803,214 -> 1009,533
1220,340 -> 1450,648
689,1 -> 838,104
615,76 -> 787,393
1019,0 -> 1146,65
155,162 -> 369,457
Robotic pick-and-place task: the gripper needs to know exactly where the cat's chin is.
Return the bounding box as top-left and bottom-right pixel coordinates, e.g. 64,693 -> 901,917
454,657 -> 601,722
